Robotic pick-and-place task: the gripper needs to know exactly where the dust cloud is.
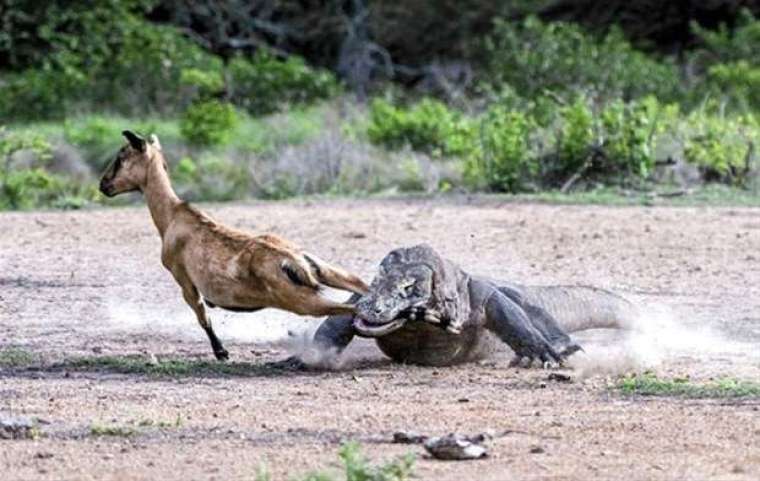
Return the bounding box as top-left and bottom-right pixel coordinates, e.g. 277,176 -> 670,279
569,302 -> 760,379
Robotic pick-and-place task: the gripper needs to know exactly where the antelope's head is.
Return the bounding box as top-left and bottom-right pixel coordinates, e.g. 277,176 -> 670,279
99,130 -> 165,197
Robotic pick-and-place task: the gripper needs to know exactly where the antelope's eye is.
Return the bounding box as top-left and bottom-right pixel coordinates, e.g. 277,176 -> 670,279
403,283 -> 415,296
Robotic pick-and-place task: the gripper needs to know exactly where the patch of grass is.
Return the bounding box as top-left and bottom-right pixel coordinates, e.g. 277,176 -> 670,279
257,442 -> 415,481
137,414 -> 183,429
0,347 -> 37,367
90,423 -> 137,437
501,184 -> 760,207
62,355 -> 294,378
617,372 -> 760,399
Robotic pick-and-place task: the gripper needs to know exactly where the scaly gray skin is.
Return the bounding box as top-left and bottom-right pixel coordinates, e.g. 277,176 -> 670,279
308,244 -> 638,367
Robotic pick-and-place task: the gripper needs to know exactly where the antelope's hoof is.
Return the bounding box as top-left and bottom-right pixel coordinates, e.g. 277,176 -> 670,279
214,349 -> 230,361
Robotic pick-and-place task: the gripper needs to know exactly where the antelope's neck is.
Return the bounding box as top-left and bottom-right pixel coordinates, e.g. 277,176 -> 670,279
143,158 -> 180,238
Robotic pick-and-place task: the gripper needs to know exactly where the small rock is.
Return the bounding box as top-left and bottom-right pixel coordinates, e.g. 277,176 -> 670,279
392,431 -> 428,444
34,452 -> 54,459
424,433 -> 488,460
547,373 -> 573,383
0,416 -> 37,440
530,445 -> 545,454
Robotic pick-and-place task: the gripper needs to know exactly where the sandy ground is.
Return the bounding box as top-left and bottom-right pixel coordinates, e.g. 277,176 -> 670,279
1,197 -> 760,481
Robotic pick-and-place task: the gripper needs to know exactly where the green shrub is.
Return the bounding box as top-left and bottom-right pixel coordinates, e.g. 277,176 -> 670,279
367,98 -> 473,156
171,154 -> 249,201
484,16 -> 681,102
0,129 -> 99,210
180,68 -> 225,98
228,51 -> 339,116
465,107 -> 534,192
600,96 -> 678,177
0,68 -> 82,120
706,60 -> 760,110
63,116 -> 125,170
683,109 -> 757,184
692,9 -> 760,65
0,168 -> 98,210
179,100 -> 239,147
690,9 -> 760,110
102,25 -> 223,115
557,97 -> 594,175
0,1 -> 220,119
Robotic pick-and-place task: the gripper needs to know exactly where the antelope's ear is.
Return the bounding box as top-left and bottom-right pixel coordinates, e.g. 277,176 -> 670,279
122,130 -> 146,152
149,134 -> 162,151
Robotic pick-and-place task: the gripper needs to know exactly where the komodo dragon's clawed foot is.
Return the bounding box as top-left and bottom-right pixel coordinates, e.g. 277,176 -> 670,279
265,356 -> 309,371
508,341 -> 583,369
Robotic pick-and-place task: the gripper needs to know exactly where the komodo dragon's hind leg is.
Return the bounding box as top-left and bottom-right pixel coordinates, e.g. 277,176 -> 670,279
484,291 -> 572,368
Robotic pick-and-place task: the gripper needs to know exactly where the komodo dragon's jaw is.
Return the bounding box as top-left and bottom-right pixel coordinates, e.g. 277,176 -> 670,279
352,262 -> 436,337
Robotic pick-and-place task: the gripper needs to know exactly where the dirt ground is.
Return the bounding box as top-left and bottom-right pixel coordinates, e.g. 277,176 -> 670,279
1,197 -> 760,481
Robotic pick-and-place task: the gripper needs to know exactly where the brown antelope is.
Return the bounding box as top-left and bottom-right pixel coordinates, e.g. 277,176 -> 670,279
99,131 -> 368,360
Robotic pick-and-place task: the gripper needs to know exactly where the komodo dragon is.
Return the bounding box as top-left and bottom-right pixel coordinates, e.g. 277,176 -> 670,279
302,244 -> 638,367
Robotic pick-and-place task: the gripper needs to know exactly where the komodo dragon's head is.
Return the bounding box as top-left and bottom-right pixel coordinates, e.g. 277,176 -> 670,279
352,244 -> 469,337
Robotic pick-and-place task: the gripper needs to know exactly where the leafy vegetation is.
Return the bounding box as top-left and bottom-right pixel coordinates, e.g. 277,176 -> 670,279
483,16 -> 682,102
2,3 -> 760,209
0,347 -> 38,367
60,355 -> 303,378
228,52 -> 339,116
179,100 -> 239,147
90,423 -> 137,437
257,442 -> 415,481
617,372 -> 760,399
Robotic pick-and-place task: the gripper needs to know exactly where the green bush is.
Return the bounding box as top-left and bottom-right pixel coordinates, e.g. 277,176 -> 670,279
63,116 -> 125,170
706,61 -> 760,110
690,10 -> 760,110
0,129 -> 98,210
557,97 -> 595,175
367,98 -> 473,156
683,109 -> 757,184
0,1 -> 220,119
228,51 -> 339,116
171,154 -> 249,201
179,100 -> 239,147
180,68 -> 225,99
484,16 -> 681,102
0,168 -> 97,210
600,97 -> 678,178
692,9 -> 760,65
0,68 -> 82,120
99,24 -> 223,115
465,107 -> 534,192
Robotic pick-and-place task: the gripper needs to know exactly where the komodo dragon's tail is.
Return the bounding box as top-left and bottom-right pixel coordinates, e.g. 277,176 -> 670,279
519,285 -> 639,333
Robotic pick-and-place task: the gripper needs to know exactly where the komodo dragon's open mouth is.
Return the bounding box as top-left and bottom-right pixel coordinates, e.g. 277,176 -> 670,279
352,316 -> 408,337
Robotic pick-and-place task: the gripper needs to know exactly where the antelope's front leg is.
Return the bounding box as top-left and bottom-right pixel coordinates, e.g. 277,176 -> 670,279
178,280 -> 228,361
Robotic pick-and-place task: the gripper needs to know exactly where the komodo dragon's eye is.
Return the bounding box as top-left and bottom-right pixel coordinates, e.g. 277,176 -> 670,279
402,281 -> 416,296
